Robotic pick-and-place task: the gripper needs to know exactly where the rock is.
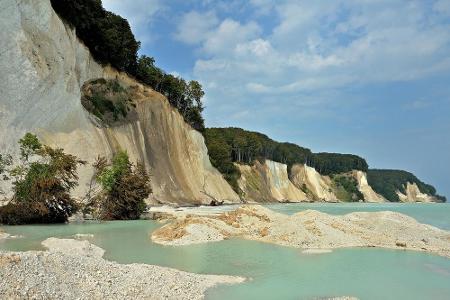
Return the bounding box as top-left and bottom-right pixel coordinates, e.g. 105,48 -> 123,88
209,200 -> 223,206
302,249 -> 333,254
0,254 -> 21,266
396,241 -> 407,248
0,228 -> 11,239
42,238 -> 105,258
73,234 -> 95,239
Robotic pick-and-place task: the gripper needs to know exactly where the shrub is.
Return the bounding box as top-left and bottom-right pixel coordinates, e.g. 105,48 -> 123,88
93,151 -> 151,220
0,133 -> 84,225
332,174 -> 364,202
81,79 -> 132,124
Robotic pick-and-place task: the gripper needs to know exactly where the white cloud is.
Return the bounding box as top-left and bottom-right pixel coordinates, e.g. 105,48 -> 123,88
184,0 -> 450,106
174,11 -> 218,45
287,53 -> 343,71
235,39 -> 273,57
202,19 -> 261,55
102,0 -> 163,46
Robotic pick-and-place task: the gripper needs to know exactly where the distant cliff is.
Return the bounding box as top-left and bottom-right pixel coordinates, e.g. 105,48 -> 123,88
367,170 -> 446,203
204,128 -> 445,203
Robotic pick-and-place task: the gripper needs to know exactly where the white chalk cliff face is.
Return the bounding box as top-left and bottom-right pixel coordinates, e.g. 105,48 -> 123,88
290,164 -> 338,202
236,160 -> 307,203
353,171 -> 386,203
396,182 -> 437,203
0,0 -> 239,205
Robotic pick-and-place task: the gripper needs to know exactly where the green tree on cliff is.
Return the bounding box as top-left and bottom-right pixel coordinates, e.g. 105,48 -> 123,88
0,133 -> 85,224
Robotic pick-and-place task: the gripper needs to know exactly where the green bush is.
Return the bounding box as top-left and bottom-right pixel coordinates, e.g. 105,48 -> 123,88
332,175 -> 364,202
90,93 -> 127,121
82,79 -> 131,123
0,133 -> 84,225
93,151 -> 151,220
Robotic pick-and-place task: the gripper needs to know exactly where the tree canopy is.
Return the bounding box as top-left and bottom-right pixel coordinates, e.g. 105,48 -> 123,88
50,0 -> 205,131
309,153 -> 368,175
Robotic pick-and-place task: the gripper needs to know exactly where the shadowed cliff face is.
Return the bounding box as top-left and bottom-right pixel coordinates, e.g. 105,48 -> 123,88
0,0 -> 239,205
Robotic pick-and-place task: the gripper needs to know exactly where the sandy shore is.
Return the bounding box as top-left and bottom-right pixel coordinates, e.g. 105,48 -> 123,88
0,238 -> 244,299
151,205 -> 450,258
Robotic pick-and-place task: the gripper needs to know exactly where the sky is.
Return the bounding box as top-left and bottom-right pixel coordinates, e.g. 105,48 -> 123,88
102,0 -> 450,198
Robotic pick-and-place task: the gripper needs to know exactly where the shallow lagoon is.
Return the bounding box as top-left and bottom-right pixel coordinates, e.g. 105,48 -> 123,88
1,203 -> 450,300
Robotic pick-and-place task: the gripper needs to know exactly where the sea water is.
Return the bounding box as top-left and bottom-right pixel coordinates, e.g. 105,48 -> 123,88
1,203 -> 449,300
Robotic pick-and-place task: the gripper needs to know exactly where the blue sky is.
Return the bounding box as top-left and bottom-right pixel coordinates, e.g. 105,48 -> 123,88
103,0 -> 450,198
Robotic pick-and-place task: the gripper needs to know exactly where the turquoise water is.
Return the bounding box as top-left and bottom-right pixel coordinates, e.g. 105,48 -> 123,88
1,203 -> 450,300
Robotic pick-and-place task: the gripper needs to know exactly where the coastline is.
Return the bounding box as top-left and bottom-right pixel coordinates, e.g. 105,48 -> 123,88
0,238 -> 244,300
1,204 -> 449,299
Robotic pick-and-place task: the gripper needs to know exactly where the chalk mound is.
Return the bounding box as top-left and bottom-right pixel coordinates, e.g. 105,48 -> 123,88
152,205 -> 450,258
42,238 -> 105,258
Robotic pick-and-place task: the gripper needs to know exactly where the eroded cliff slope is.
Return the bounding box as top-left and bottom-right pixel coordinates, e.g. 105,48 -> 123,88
290,164 -> 338,202
352,171 -> 386,203
236,160 -> 307,203
0,0 -> 239,205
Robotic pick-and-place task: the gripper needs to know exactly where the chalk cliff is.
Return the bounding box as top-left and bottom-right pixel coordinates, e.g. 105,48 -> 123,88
236,160 -> 307,203
396,182 -> 438,203
0,0 -> 239,205
290,164 -> 338,202
352,171 -> 386,203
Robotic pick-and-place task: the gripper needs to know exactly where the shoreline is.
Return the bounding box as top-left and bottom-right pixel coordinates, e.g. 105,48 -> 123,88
144,201 -> 444,218
0,238 -> 244,300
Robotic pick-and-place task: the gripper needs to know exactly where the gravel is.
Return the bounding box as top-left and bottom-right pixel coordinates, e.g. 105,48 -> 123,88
0,239 -> 244,300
